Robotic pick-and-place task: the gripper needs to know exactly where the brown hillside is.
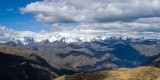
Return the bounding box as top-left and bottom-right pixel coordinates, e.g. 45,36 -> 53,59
55,66 -> 160,80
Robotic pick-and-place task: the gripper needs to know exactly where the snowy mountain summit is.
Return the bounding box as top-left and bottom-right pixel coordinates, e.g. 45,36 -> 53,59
9,32 -> 149,45
11,34 -> 107,45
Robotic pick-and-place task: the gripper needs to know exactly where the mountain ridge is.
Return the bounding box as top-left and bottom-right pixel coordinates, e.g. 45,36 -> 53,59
10,36 -> 158,45
0,45 -> 76,78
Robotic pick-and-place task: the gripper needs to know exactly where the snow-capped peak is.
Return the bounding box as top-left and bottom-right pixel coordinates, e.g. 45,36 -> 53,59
11,34 -> 107,45
11,37 -> 35,45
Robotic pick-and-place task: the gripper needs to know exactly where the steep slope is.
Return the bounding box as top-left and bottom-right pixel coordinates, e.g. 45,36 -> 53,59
55,66 -> 160,80
0,45 -> 76,80
0,52 -> 56,80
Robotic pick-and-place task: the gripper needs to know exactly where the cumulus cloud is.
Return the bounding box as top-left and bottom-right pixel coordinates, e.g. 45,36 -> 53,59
17,0 -> 160,39
20,0 -> 160,23
50,21 -> 160,39
0,26 -> 15,43
0,24 -> 160,43
0,26 -> 40,43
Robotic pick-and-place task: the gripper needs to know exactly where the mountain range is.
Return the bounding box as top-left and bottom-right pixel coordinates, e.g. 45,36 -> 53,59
10,34 -> 107,45
0,36 -> 160,80
3,37 -> 160,71
10,35 -> 135,45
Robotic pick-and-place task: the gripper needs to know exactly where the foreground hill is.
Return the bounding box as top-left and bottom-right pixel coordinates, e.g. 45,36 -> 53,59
55,66 -> 160,80
0,45 -> 75,80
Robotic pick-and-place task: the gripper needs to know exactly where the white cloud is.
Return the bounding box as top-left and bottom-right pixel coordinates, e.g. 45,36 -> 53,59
0,24 -> 160,43
0,26 -> 51,43
20,0 -> 160,23
1,0 -> 156,40
0,26 -> 15,43
49,21 -> 160,39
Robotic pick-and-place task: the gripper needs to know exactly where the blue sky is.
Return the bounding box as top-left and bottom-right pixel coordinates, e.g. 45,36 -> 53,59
0,0 -> 51,32
0,0 -> 160,39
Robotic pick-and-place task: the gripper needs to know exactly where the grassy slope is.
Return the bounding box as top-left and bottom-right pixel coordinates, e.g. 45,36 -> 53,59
55,66 -> 160,80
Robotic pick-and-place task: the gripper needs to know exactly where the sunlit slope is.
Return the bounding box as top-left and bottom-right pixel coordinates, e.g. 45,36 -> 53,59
55,66 -> 160,80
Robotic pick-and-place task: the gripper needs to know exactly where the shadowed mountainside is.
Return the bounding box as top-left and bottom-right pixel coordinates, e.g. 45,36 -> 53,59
143,53 -> 160,67
0,45 -> 76,80
31,42 -> 151,71
0,52 -> 57,80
